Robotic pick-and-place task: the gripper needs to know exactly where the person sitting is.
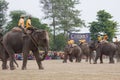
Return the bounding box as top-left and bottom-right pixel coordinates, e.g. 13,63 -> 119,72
79,38 -> 86,45
97,35 -> 102,43
113,36 -> 119,42
102,34 -> 108,42
18,15 -> 25,28
26,16 -> 34,34
18,15 -> 26,33
67,39 -> 74,48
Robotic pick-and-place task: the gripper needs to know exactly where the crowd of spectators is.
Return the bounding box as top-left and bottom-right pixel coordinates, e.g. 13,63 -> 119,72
14,51 -> 64,60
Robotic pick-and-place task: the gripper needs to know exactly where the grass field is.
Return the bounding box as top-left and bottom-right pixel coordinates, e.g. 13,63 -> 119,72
0,59 -> 120,80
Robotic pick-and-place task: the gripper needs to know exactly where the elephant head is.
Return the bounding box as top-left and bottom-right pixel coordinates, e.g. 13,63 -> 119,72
31,29 -> 49,61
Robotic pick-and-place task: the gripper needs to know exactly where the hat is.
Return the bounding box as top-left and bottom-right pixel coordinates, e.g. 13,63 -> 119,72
98,35 -> 100,36
28,15 -> 31,18
20,15 -> 25,18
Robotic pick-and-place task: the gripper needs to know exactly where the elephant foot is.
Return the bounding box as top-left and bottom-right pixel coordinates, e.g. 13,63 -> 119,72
39,66 -> 44,70
10,66 -> 16,70
93,62 -> 97,64
109,61 -> 114,64
100,62 -> 103,64
85,59 -> 88,62
69,59 -> 73,62
2,66 -> 8,70
22,66 -> 27,70
63,61 -> 67,63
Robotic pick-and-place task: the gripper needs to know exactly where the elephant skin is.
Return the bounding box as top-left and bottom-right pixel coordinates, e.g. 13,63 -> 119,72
63,45 -> 82,63
2,28 -> 49,70
90,41 -> 116,64
79,43 -> 95,64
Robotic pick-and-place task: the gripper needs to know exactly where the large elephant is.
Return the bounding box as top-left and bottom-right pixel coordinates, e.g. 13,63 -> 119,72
90,41 -> 116,64
79,43 -> 95,64
63,45 -> 82,63
2,28 -> 49,70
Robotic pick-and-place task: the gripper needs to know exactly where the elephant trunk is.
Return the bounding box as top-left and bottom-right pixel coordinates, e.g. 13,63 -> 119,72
40,47 -> 49,61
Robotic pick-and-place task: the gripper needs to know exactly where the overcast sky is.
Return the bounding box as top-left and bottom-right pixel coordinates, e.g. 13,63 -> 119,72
6,0 -> 120,33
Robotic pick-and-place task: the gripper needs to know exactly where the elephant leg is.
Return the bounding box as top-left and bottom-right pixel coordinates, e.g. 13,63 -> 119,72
32,50 -> 44,70
2,53 -> 9,70
9,55 -> 16,70
89,52 -> 95,64
22,51 -> 29,70
109,55 -> 114,64
116,54 -> 120,62
69,55 -> 73,62
117,54 -> 120,62
76,57 -> 81,62
93,55 -> 99,64
89,53 -> 92,64
63,54 -> 68,63
2,58 -> 8,70
86,55 -> 88,62
100,54 -> 103,64
77,53 -> 82,62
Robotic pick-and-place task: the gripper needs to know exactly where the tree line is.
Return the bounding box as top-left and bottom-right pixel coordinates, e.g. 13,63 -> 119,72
0,0 -> 118,51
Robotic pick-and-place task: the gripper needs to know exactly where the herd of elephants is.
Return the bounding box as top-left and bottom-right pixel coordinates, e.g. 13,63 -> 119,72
0,27 -> 120,70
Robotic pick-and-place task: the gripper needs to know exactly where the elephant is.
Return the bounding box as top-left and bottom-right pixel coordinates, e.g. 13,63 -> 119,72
63,45 -> 82,63
1,28 -> 49,70
79,43 -> 95,64
90,41 -> 117,64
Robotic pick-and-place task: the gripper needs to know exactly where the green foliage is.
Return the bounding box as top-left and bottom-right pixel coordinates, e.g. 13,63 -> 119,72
40,0 -> 84,51
56,0 -> 84,33
31,17 -> 50,31
0,0 -> 8,28
50,33 -> 66,51
89,10 -> 118,41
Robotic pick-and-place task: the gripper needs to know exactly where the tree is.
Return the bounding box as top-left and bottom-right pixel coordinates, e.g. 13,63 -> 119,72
56,0 -> 84,35
40,0 -> 84,50
89,10 -> 118,41
0,0 -> 8,28
50,33 -> 66,51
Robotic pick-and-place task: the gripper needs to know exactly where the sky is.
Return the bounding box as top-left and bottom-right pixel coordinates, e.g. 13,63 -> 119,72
6,0 -> 120,33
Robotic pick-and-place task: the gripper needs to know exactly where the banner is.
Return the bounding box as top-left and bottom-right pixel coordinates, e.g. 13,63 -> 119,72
69,33 -> 91,43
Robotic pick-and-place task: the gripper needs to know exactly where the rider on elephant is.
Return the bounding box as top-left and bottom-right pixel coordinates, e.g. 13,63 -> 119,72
79,38 -> 86,45
67,39 -> 74,48
25,16 -> 34,34
113,36 -> 119,43
102,34 -> 108,42
97,35 -> 102,43
18,15 -> 25,28
18,15 -> 26,33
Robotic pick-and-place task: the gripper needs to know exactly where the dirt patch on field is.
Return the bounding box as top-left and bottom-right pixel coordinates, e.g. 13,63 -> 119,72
0,59 -> 120,80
